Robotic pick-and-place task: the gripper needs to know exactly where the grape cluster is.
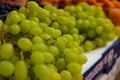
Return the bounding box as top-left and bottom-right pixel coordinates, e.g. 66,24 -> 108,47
64,3 -> 117,52
0,1 -> 120,80
0,1 -> 88,80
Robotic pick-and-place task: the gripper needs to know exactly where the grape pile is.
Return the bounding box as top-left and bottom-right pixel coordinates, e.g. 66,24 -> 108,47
0,1 -> 119,80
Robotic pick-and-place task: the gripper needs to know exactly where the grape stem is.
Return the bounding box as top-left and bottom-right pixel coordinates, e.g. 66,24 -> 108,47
20,50 -> 24,61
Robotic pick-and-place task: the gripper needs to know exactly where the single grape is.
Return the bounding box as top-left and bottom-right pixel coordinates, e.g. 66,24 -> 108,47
78,54 -> 88,64
30,27 -> 43,36
19,13 -> 26,20
32,43 -> 48,52
15,61 -> 28,80
33,64 -> 51,80
37,8 -> 50,19
18,7 -> 28,16
0,43 -> 14,59
50,13 -> 57,21
30,51 -> 45,64
67,62 -> 82,75
51,22 -> 59,29
72,73 -> 83,80
95,26 -> 103,34
43,52 -> 54,64
9,24 -> 20,35
95,38 -> 106,47
26,1 -> 39,11
55,58 -> 66,72
17,38 -> 33,51
60,70 -> 72,80
19,19 -> 31,33
84,40 -> 94,52
48,45 -> 59,56
114,27 -> 120,38
32,36 -> 44,44
47,64 -> 57,72
0,61 -> 14,77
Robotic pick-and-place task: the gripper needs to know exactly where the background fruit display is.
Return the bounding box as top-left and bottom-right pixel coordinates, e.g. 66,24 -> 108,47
0,1 -> 120,80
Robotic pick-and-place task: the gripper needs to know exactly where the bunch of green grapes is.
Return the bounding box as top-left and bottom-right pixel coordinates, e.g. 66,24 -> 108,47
0,1 -> 88,80
64,2 -> 117,52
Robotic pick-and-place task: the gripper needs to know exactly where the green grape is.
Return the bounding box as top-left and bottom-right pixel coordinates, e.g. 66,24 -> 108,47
49,71 -> 61,80
26,1 -> 39,11
67,62 -> 82,75
0,43 -> 14,59
48,46 -> 59,56
30,21 -> 39,28
8,12 -> 21,24
96,18 -> 105,26
18,7 -> 28,16
78,54 -> 87,64
29,17 -> 39,23
32,36 -> 44,44
69,28 -> 79,34
75,5 -> 83,13
44,27 -> 56,37
72,73 -> 83,80
62,48 -> 79,64
66,19 -> 76,29
55,9 -> 65,16
19,20 -> 31,33
87,30 -> 96,39
17,38 -> 33,51
59,25 -> 68,34
54,29 -> 62,38
77,12 -> 87,19
106,32 -> 115,41
114,27 -> 120,38
32,43 -> 48,52
8,54 -> 19,64
39,22 -> 48,29
78,47 -> 84,54
30,27 -> 43,36
0,61 -> 14,77
89,21 -> 97,29
95,38 -> 106,47
78,35 -> 85,43
84,40 -> 94,52
72,34 -> 81,44
43,52 -> 54,63
40,17 -> 51,26
55,37 -> 67,50
82,20 -> 90,29
76,19 -> 83,30
50,13 -> 57,21
63,34 -> 73,42
64,5 -> 75,13
57,16 -> 68,25
37,8 -> 50,19
30,51 -> 45,64
5,18 -> 11,25
51,22 -> 59,29
15,61 -> 28,80
60,70 -> 72,80
9,24 -> 20,35
47,64 -> 57,72
19,13 -> 26,20
55,58 -> 66,72
44,4 -> 57,13
33,64 -> 51,80
103,23 -> 112,32
40,33 -> 51,40
95,26 -> 103,34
